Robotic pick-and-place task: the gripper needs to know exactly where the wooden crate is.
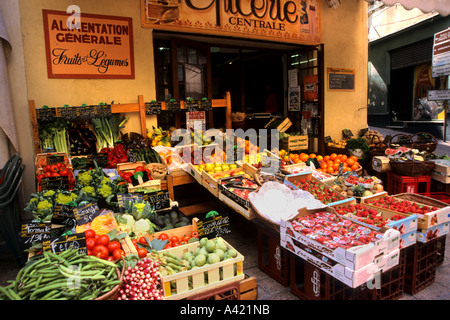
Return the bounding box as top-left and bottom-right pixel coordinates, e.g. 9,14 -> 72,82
144,218 -> 199,242
35,152 -> 71,174
430,162 -> 450,184
280,135 -> 309,151
127,179 -> 162,193
265,117 -> 292,133
159,237 -> 245,300
239,275 -> 258,300
218,192 -> 257,220
201,163 -> 254,198
187,163 -> 203,183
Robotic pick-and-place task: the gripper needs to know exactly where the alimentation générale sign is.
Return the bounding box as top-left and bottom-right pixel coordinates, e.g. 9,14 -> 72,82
43,10 -> 135,79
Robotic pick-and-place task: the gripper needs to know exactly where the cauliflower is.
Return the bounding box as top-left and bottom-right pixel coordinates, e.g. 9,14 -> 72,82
43,190 -> 56,198
97,183 -> 112,198
36,200 -> 54,221
116,214 -> 135,235
55,192 -> 77,205
81,186 -> 96,197
77,171 -> 94,187
133,219 -> 154,238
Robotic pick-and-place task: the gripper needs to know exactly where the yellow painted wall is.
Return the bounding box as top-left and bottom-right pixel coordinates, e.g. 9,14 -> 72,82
321,0 -> 369,141
19,0 -> 157,132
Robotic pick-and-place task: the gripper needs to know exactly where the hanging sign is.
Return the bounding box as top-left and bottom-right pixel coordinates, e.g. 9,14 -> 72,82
432,28 -> 450,78
197,212 -> 231,239
141,0 -> 321,45
43,10 -> 135,79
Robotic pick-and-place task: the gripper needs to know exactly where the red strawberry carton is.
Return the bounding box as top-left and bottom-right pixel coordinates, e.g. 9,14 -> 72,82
280,206 -> 400,271
373,248 -> 401,272
331,199 -> 418,235
399,230 -> 417,249
361,192 -> 450,230
280,232 -> 382,288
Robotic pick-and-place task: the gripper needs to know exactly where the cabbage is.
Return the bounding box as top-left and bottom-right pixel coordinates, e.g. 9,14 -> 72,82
117,214 -> 135,235
133,219 -> 153,238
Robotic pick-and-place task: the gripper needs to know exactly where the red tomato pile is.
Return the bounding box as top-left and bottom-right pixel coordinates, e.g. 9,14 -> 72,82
37,162 -> 75,190
84,229 -> 125,261
157,231 -> 199,250
364,196 -> 437,214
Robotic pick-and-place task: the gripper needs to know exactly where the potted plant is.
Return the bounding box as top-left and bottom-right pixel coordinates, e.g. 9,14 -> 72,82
345,137 -> 370,159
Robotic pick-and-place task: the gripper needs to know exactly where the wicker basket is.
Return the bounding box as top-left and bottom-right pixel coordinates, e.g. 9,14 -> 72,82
387,133 -> 414,149
368,134 -> 389,157
148,163 -> 168,180
95,263 -> 125,300
411,132 -> 437,153
389,160 -> 435,177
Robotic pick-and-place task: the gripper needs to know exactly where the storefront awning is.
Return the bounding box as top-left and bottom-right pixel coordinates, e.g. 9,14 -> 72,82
367,0 -> 450,16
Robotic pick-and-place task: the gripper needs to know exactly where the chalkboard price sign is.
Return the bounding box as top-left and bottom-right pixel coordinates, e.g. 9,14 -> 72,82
20,221 -> 52,249
36,107 -> 57,123
96,104 -> 112,117
78,105 -> 98,119
143,191 -> 170,211
197,213 -> 231,239
324,136 -> 333,144
43,233 -> 87,254
46,155 -> 65,165
39,176 -> 69,190
145,102 -> 162,115
74,202 -> 100,226
52,204 -> 77,230
328,68 -> 355,91
342,129 -> 354,139
57,106 -> 80,120
88,153 -> 109,168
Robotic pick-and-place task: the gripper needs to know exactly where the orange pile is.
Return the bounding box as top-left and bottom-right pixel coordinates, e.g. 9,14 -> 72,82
282,151 -> 360,175
317,153 -> 360,175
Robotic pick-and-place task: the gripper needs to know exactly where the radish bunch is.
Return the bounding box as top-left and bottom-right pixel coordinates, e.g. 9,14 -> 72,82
117,258 -> 164,300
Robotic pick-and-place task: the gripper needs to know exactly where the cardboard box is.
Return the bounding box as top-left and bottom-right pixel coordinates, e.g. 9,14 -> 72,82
374,248 -> 400,272
430,160 -> 450,184
399,230 -> 417,249
280,207 -> 400,271
361,192 -> 450,230
416,222 -> 449,243
280,233 -> 381,288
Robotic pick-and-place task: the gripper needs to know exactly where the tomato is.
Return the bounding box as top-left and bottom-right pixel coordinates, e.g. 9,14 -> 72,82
44,165 -> 52,173
51,172 -> 60,177
131,239 -> 139,250
138,236 -> 149,245
158,233 -> 169,241
107,241 -> 121,253
190,231 -> 199,238
97,234 -> 110,246
44,171 -> 52,178
170,236 -> 179,244
137,247 -> 148,259
106,256 -> 115,262
180,241 -> 187,245
86,238 -> 96,251
181,235 -> 190,242
164,243 -> 172,249
84,229 -> 96,239
36,174 -> 45,183
87,249 -> 92,256
92,245 -> 109,260
57,163 -> 66,171
172,241 -> 181,247
112,248 -> 125,260
59,169 -> 69,176
134,166 -> 146,172
50,164 -> 59,172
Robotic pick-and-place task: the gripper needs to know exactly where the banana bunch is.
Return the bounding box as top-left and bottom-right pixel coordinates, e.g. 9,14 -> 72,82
148,126 -> 172,147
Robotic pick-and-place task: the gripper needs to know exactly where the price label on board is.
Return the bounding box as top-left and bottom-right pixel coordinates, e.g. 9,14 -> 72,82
143,191 -> 170,211
324,136 -> 333,144
197,213 -> 231,239
20,221 -> 52,249
342,129 -> 354,139
36,107 -> 57,123
78,105 -> 98,119
73,202 -> 100,226
57,106 -> 79,120
42,233 -> 87,254
52,205 -> 77,230
39,176 -> 69,190
46,155 -> 65,165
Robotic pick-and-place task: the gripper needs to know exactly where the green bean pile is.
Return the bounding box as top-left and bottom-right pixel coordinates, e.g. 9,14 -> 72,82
0,248 -> 122,300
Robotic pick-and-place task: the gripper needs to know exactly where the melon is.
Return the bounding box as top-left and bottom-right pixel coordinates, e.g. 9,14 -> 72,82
385,148 -> 400,156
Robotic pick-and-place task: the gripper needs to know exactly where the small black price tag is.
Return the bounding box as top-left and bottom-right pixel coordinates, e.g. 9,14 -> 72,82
167,101 -> 181,112
197,213 -> 231,239
324,136 -> 333,144
145,102 -> 162,115
57,106 -> 79,120
78,105 -> 98,119
36,108 -> 57,123
42,233 -> 87,254
96,104 -> 112,117
20,221 -> 52,250
73,202 -> 100,226
46,155 -> 65,165
143,190 -> 170,211
39,176 -> 69,190
52,205 -> 77,230
342,129 -> 354,139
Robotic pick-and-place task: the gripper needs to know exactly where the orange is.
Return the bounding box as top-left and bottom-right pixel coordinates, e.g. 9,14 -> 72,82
341,155 -> 348,162
283,156 -> 289,162
289,153 -> 296,161
323,155 -> 330,162
332,163 -> 340,171
309,153 -> 317,159
320,162 -> 327,170
334,159 -> 341,165
300,153 -> 309,162
316,155 -> 323,162
327,167 -> 335,174
346,158 -> 355,166
330,153 -> 337,161
351,163 -> 359,171
343,162 -> 348,168
350,155 -> 358,162
337,154 -> 343,159
327,160 -> 334,166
